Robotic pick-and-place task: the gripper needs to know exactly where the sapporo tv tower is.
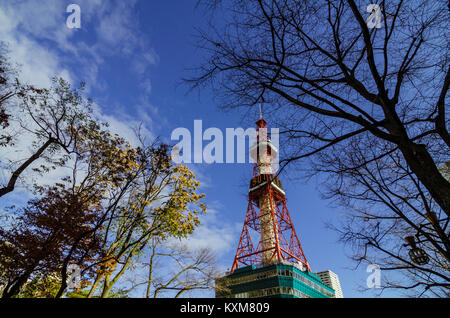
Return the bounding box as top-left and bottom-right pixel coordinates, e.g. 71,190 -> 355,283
215,108 -> 336,298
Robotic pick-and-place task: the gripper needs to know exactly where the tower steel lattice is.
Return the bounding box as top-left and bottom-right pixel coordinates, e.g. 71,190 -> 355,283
230,115 -> 311,273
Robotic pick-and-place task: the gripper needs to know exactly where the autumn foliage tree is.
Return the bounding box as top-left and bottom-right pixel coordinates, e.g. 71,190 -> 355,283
85,144 -> 206,298
0,48 -> 208,297
0,185 -> 103,298
0,119 -> 207,298
0,71 -> 148,298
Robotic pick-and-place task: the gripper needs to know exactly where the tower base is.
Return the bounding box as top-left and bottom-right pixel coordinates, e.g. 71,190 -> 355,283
215,261 -> 335,298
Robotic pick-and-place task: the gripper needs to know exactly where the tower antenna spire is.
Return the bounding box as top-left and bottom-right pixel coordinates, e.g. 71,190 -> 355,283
259,102 -> 263,119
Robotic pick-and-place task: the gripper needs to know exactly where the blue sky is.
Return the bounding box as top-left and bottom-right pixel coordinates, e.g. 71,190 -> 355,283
0,0 -> 403,297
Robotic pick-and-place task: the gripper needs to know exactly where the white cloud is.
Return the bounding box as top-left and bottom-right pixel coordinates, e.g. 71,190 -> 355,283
0,0 -> 160,133
0,5 -> 18,33
141,78 -> 152,94
95,1 -> 136,46
93,0 -> 158,71
172,201 -> 240,255
0,2 -> 73,87
0,0 -> 158,88
0,0 -> 160,201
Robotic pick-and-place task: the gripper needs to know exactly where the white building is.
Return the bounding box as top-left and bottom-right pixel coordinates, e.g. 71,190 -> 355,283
314,270 -> 344,298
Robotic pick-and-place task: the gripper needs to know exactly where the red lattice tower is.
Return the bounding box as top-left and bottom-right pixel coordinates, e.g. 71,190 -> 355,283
230,115 -> 311,273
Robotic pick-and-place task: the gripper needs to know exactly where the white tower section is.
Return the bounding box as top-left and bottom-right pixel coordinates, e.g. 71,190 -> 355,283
249,117 -> 280,264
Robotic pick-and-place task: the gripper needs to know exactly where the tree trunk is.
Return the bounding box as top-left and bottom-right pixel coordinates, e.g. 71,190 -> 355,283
146,244 -> 157,298
100,273 -> 112,298
87,274 -> 103,298
398,142 -> 450,217
1,272 -> 32,298
0,138 -> 54,198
